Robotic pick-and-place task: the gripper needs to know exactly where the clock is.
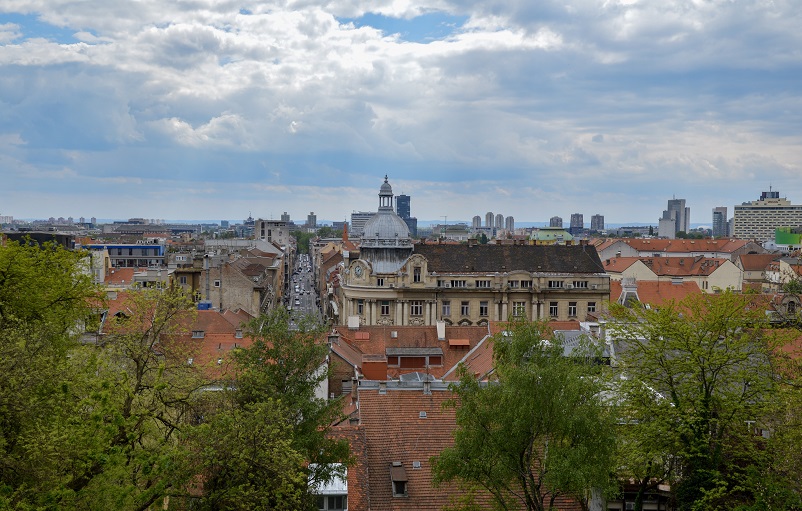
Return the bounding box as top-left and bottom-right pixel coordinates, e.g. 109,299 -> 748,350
354,265 -> 363,277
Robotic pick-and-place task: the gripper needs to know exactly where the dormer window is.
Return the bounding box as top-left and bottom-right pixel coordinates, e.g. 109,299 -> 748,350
235,329 -> 243,339
390,462 -> 408,497
192,330 -> 205,338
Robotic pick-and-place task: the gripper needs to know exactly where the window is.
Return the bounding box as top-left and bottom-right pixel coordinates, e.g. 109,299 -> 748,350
509,280 -> 520,288
214,280 -> 221,288
479,301 -> 488,317
381,300 -> 390,315
521,280 -> 532,288
476,280 -> 491,288
187,358 -> 193,365
442,301 -> 451,317
568,301 -> 577,317
572,280 -> 588,289
410,300 -> 423,316
413,267 -> 421,283
357,299 -> 364,315
461,301 -> 470,316
235,329 -> 243,339
789,301 -> 797,314
192,330 -> 205,338
587,301 -> 596,313
549,302 -> 558,317
548,280 -> 563,289
317,495 -> 347,511
391,462 -> 409,497
377,277 -> 384,287
512,301 -> 526,317
451,280 -> 467,288
179,275 -> 187,285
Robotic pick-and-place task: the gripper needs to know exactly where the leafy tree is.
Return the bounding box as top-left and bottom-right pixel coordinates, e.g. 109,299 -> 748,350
190,399 -> 308,511
0,240 -> 101,507
64,287 -> 207,510
432,320 -> 618,511
193,308 -> 349,508
609,292 -> 794,510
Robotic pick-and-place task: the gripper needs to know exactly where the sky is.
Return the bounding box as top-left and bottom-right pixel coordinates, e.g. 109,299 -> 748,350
1,0 -> 801,226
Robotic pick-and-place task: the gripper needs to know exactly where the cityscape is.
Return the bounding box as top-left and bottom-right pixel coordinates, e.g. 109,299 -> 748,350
3,0 -> 802,510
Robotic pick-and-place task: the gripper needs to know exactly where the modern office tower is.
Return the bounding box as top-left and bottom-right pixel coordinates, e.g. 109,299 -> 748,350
485,212 -> 494,228
472,216 -> 482,229
570,213 -> 584,235
281,211 -> 290,222
396,194 -> 411,218
505,216 -> 515,231
307,212 -> 317,228
495,213 -> 504,229
733,189 -> 802,242
550,216 -> 563,228
590,214 -> 604,232
661,198 -> 690,235
712,207 -> 728,237
350,211 -> 375,237
221,220 -> 230,228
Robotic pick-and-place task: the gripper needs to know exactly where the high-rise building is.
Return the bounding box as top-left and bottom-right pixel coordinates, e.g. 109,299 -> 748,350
712,207 -> 728,238
485,212 -> 494,228
350,211 -> 375,237
661,198 -> 689,235
472,216 -> 482,229
307,212 -> 317,228
396,194 -> 410,219
590,214 -> 604,232
495,213 -> 504,229
281,211 -> 290,222
550,216 -> 563,228
570,213 -> 584,235
505,216 -> 514,232
733,190 -> 802,242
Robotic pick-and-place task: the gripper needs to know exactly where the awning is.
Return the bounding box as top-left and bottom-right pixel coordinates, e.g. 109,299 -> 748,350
390,463 -> 408,482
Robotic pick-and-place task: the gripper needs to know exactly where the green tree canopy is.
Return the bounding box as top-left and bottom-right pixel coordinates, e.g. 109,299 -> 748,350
609,291 -> 798,510
432,320 -> 618,511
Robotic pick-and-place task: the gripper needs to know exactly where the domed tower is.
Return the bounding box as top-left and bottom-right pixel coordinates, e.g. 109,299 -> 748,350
359,175 -> 413,272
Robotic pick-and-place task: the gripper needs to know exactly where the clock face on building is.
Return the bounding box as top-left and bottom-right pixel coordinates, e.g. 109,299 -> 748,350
354,265 -> 363,277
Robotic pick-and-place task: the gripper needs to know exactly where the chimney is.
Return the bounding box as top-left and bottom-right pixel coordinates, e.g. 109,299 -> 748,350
327,330 -> 340,346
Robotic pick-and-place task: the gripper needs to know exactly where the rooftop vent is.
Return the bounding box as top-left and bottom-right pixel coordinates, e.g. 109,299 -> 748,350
419,411 -> 427,419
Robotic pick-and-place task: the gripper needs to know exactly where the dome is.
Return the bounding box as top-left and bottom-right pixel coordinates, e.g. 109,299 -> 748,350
361,176 -> 411,248
363,211 -> 410,241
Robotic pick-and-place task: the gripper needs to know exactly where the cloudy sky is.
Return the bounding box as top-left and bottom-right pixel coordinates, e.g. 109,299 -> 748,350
1,0 -> 800,226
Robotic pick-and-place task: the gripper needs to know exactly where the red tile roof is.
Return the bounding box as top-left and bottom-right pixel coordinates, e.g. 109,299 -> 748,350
609,279 -> 703,307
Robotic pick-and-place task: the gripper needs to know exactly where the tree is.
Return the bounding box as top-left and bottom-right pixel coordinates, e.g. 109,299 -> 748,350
609,292 -> 794,510
0,239 -> 102,507
192,308 -> 349,508
190,399 -> 308,511
432,320 -> 618,511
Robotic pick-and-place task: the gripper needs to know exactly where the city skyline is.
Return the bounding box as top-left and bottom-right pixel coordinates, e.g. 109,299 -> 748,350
1,2 -> 801,223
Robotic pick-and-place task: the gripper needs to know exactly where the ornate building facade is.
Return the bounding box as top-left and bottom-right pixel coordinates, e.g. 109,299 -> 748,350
336,178 -> 611,327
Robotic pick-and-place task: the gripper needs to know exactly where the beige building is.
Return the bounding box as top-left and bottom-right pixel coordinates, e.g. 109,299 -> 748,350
603,256 -> 742,293
733,190 -> 802,242
336,177 -> 610,326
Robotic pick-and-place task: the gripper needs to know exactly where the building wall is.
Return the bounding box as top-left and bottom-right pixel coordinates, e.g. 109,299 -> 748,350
339,254 -> 610,325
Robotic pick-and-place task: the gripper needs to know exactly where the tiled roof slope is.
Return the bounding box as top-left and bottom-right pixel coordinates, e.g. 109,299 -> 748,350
604,256 -> 729,277
357,387 -> 465,511
738,253 -> 780,272
623,238 -> 752,253
413,244 -> 605,274
609,280 -> 702,307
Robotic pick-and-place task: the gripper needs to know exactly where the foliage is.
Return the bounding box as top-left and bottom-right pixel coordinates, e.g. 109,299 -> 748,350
189,399 -> 308,511
432,320 -> 618,511
192,308 -> 349,508
0,240 -> 102,508
609,291 -> 796,510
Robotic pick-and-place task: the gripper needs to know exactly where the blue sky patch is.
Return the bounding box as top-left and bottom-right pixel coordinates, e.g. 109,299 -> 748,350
0,13 -> 79,44
340,11 -> 467,43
